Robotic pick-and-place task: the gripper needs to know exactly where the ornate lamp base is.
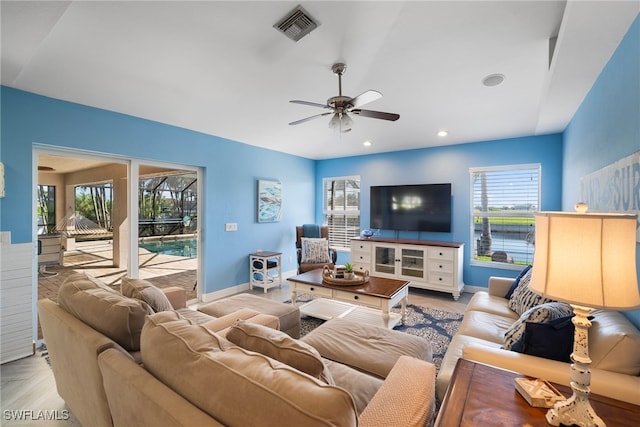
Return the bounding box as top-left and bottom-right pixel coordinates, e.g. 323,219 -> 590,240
546,305 -> 605,427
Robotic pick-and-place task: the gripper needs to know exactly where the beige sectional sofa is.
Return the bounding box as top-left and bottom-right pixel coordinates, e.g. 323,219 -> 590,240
39,272 -> 436,427
436,275 -> 640,405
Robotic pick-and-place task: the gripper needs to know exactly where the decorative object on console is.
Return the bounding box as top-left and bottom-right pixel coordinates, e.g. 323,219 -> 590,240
360,229 -> 374,238
529,203 -> 640,427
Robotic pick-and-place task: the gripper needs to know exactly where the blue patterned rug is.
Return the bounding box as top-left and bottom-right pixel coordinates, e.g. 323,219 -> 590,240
299,303 -> 463,374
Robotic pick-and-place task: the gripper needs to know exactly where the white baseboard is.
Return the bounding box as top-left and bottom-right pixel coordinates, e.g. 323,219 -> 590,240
463,284 -> 486,294
200,269 -> 298,302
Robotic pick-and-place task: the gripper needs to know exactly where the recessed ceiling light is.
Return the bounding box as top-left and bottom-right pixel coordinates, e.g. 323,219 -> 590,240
482,73 -> 506,87
363,140 -> 372,147
437,130 -> 448,137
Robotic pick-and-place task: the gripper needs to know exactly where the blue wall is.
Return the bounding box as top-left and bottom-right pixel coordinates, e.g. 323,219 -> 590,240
562,14 -> 640,327
316,135 -> 563,287
0,87 -> 315,293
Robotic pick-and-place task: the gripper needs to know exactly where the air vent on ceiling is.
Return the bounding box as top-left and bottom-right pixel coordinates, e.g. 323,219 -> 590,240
274,5 -> 319,42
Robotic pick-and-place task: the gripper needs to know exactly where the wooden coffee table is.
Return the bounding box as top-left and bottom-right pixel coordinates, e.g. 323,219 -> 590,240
287,268 -> 409,329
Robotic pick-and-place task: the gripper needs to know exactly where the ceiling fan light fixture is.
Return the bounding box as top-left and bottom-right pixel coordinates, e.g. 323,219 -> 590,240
328,112 -> 352,133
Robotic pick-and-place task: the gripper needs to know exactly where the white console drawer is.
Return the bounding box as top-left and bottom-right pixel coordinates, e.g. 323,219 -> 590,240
353,263 -> 370,273
292,282 -> 333,297
429,260 -> 453,274
351,250 -> 371,264
429,272 -> 454,286
334,290 -> 381,307
427,247 -> 455,261
351,241 -> 372,252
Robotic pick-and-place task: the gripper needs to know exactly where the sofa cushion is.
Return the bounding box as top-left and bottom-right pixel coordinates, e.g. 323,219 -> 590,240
227,320 -> 333,384
301,237 -> 332,263
507,267 -> 552,315
465,292 -> 520,322
141,312 -> 358,427
121,278 -> 173,312
57,272 -> 153,351
505,265 -> 532,299
458,311 -> 518,344
301,318 -> 432,379
503,302 -> 573,350
589,310 -> 640,375
511,315 -> 574,362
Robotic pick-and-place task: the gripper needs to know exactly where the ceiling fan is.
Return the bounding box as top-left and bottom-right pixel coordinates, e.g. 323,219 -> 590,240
289,62 -> 399,133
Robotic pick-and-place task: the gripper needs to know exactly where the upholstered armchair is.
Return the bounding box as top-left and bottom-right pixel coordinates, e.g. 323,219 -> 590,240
296,225 -> 337,274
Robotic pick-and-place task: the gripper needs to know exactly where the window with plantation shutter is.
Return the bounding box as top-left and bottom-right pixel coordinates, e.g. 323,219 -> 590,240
470,164 -> 540,268
323,176 -> 360,250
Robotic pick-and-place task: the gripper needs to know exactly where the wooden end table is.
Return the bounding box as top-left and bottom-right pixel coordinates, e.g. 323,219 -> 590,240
435,358 -> 640,427
287,268 -> 409,329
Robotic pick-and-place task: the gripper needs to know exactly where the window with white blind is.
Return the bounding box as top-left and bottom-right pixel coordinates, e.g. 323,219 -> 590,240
323,176 -> 361,250
470,164 -> 540,268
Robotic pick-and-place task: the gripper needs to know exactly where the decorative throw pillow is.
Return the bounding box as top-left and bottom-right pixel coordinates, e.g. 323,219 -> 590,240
121,277 -> 173,313
505,265 -> 532,299
227,320 -> 334,384
58,272 -> 153,351
508,266 -> 552,315
503,302 -> 573,350
301,237 -> 332,264
511,315 -> 575,362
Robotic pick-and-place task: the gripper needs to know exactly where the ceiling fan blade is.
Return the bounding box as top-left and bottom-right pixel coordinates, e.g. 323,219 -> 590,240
352,109 -> 400,121
349,90 -> 382,108
290,100 -> 331,109
289,112 -> 332,126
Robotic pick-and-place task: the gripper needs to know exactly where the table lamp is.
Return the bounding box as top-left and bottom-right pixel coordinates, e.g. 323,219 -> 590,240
529,203 -> 640,427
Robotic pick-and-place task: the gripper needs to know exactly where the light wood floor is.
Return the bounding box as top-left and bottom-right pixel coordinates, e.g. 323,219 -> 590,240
2,283 -> 472,426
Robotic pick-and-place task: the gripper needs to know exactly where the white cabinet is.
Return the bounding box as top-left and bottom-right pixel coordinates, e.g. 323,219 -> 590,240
249,251 -> 282,293
350,238 -> 464,300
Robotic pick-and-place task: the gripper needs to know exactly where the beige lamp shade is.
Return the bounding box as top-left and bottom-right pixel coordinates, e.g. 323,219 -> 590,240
530,211 -> 640,310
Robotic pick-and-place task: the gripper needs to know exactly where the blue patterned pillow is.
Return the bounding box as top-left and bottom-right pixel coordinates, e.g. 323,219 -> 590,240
507,267 -> 552,315
505,265 -> 532,299
301,238 -> 331,263
503,302 -> 573,350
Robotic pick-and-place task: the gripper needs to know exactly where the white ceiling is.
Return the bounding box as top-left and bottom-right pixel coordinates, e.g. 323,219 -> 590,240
2,1 -> 639,160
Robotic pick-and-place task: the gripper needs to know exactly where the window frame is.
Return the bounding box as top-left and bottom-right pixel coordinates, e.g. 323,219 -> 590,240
322,175 -> 361,250
469,163 -> 541,270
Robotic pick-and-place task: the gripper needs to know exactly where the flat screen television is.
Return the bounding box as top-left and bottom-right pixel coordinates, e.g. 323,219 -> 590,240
370,183 -> 452,232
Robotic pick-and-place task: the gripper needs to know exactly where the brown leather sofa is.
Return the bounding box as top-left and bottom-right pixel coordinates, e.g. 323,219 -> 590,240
39,272 -> 437,427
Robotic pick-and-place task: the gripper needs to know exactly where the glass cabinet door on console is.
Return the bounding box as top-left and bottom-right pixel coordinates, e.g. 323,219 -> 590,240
374,245 -> 397,277
400,248 -> 426,281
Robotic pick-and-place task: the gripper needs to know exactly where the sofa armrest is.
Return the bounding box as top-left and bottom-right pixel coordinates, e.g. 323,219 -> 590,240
488,276 -> 514,298
462,344 -> 640,406
359,356 -> 436,427
162,287 -> 187,309
201,308 -> 280,337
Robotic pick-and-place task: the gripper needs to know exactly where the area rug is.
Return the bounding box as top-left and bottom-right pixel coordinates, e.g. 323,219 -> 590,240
299,303 -> 463,374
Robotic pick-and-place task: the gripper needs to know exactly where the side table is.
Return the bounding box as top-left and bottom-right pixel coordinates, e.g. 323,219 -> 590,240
435,358 -> 640,427
249,251 -> 282,293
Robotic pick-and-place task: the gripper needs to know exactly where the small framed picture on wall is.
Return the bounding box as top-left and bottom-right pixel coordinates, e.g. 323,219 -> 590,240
257,179 -> 282,223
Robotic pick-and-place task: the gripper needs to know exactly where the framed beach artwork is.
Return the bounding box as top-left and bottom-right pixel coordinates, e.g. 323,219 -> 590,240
257,179 -> 282,223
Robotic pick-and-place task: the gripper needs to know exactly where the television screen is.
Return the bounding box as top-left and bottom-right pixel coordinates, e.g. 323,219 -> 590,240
370,184 -> 452,232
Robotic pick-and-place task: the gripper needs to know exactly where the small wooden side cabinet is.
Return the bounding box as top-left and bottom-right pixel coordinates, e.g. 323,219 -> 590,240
249,251 -> 282,293
435,358 -> 640,427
